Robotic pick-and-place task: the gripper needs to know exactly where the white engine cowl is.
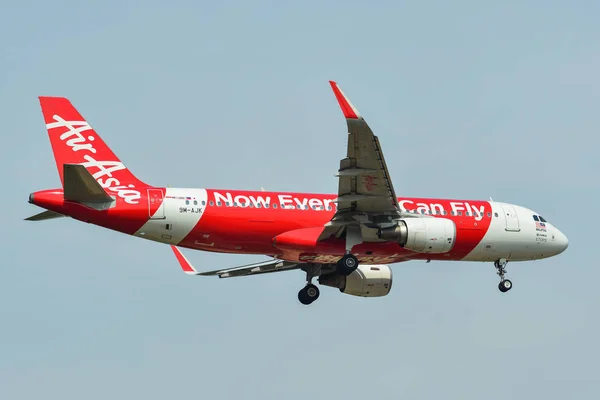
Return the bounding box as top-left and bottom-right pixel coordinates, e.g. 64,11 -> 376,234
319,265 -> 392,297
377,218 -> 456,254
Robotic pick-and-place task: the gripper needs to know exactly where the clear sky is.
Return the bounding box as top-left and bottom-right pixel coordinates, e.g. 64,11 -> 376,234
1,0 -> 598,398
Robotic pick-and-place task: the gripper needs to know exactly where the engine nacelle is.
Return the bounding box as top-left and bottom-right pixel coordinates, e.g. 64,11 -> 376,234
319,265 -> 392,297
377,218 -> 456,254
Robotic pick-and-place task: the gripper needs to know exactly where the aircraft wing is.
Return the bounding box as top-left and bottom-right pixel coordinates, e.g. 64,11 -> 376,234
330,81 -> 400,215
320,81 -> 411,243
171,245 -> 301,278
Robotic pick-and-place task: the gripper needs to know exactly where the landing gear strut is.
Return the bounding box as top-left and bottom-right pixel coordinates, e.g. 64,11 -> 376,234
298,266 -> 321,305
494,259 -> 513,293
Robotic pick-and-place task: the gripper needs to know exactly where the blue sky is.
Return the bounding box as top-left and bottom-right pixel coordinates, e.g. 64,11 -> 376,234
1,0 -> 598,398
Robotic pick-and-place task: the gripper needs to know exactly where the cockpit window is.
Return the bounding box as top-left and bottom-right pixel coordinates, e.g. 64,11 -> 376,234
539,216 -> 547,223
533,215 -> 539,221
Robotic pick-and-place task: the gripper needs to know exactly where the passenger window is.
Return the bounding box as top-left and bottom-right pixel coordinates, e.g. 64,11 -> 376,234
458,212 -> 462,216
487,212 -> 491,217
273,204 -> 278,209
217,201 -> 222,206
494,212 -> 498,217
209,201 -> 214,206
533,215 -> 539,221
202,201 -> 206,206
466,212 -> 471,216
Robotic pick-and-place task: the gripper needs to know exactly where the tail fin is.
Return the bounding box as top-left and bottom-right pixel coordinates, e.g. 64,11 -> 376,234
39,96 -> 147,204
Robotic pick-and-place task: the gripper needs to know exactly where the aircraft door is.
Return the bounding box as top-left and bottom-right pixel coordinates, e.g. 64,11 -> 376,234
148,188 -> 165,219
500,204 -> 520,232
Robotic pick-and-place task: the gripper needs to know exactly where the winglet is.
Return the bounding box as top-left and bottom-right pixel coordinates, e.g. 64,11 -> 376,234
171,245 -> 198,275
329,81 -> 361,119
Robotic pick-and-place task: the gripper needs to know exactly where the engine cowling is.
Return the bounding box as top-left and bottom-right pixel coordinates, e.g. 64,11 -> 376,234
377,218 -> 456,254
319,265 -> 392,297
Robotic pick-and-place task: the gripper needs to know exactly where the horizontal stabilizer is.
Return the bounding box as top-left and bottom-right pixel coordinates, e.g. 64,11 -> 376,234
25,210 -> 65,221
63,164 -> 114,210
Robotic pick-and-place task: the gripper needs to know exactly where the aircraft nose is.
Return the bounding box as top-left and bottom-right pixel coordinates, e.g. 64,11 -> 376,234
553,228 -> 569,254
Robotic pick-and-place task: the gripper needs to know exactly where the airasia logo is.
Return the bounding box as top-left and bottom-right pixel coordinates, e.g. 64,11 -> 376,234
46,115 -> 141,204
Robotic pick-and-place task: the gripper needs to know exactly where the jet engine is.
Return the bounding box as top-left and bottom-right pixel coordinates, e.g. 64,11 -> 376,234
319,265 -> 392,297
377,218 -> 456,253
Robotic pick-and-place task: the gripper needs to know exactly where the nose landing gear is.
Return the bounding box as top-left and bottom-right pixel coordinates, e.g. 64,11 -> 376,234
495,259 -> 513,293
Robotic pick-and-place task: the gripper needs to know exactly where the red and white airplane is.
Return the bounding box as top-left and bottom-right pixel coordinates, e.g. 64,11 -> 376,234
26,81 -> 568,305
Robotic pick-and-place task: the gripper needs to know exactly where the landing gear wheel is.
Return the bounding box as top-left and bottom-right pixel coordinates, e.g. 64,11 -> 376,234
494,259 -> 513,293
298,284 -> 320,305
336,254 -> 359,276
498,279 -> 513,293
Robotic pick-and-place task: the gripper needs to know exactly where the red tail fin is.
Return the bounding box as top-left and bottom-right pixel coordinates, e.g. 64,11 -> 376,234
39,96 -> 147,205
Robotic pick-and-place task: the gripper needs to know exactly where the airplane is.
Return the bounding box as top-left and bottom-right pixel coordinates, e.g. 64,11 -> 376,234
26,81 -> 569,305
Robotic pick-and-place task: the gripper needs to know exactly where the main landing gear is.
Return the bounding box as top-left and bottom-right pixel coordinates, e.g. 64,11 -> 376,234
336,253 -> 359,276
298,265 -> 322,305
298,283 -> 320,305
494,259 -> 513,293
297,254 -> 360,305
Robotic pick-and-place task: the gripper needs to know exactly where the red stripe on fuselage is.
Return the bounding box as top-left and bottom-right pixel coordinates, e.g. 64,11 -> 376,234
177,189 -> 492,263
33,187 -> 492,264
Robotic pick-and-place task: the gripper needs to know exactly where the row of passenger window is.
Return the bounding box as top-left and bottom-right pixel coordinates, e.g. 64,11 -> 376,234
185,199 -> 333,210
184,199 -> 501,218
402,209 -> 499,218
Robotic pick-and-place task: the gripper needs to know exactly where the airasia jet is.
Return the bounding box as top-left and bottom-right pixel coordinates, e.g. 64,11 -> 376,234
26,81 -> 568,305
